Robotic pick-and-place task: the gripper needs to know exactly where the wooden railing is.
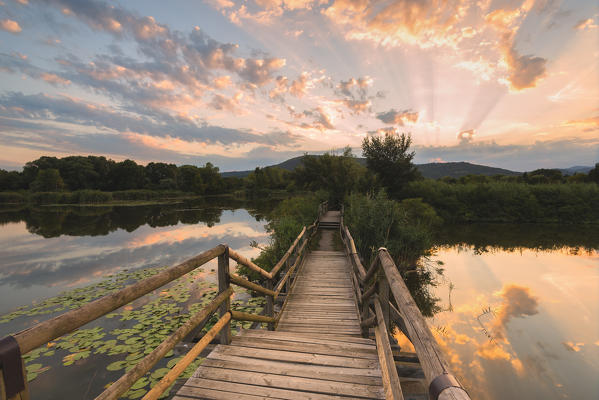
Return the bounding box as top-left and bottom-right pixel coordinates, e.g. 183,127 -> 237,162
0,219 -> 318,400
339,216 -> 471,400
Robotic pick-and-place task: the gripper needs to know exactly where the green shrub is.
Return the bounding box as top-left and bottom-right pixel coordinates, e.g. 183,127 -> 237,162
0,192 -> 26,204
238,194 -> 321,281
404,180 -> 599,223
30,192 -> 66,205
72,190 -> 113,203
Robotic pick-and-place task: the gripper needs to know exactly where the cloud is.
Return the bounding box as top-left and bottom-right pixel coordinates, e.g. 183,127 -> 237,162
504,44 -> 547,91
564,116 -> 599,130
0,19 -> 22,33
323,0 -> 471,49
341,99 -> 370,114
574,18 -> 597,30
289,72 -> 308,97
210,92 -> 244,113
338,76 -> 372,97
0,92 -> 296,147
376,109 -> 419,125
458,129 -> 475,144
40,72 -> 71,85
302,106 -> 335,130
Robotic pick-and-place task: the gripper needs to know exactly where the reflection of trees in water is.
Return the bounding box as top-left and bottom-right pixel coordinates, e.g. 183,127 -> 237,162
434,223 -> 599,254
0,197 -> 280,238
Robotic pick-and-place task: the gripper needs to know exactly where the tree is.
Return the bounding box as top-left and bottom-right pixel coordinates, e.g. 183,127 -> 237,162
108,159 -> 145,190
293,148 -> 365,206
146,162 -> 178,189
588,163 -> 599,184
178,165 -> 204,193
30,169 -> 65,192
361,132 -> 420,198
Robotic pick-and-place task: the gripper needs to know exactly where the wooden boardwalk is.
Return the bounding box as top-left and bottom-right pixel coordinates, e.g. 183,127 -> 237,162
173,212 -> 387,399
2,205 -> 469,400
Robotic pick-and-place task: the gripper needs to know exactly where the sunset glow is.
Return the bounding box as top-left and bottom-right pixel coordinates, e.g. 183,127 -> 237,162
0,0 -> 597,170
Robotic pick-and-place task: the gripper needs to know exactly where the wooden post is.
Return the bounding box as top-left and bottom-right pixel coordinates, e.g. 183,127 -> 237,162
361,281 -> 374,338
265,279 -> 275,331
0,364 -> 29,400
377,249 -> 391,331
217,246 -> 231,344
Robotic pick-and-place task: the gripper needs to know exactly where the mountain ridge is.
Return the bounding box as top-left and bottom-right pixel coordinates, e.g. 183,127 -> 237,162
221,156 -> 593,179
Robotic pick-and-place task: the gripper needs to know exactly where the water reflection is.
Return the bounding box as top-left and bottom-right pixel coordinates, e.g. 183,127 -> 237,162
434,223 -> 599,254
0,199 -> 275,314
426,246 -> 599,400
0,197 -> 276,238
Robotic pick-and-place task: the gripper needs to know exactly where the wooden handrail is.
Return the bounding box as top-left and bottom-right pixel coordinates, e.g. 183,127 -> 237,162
341,209 -> 470,400
142,312 -> 232,400
228,248 -> 272,280
270,226 -> 306,278
229,273 -> 275,297
230,310 -> 276,324
274,235 -> 309,297
13,245 -> 226,355
95,287 -> 233,400
377,249 -> 470,400
374,297 -> 403,400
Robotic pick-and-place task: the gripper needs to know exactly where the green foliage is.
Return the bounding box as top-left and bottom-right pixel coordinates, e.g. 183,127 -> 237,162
404,180 -> 599,223
343,191 -> 440,267
0,191 -> 26,204
588,163 -> 599,184
30,169 -> 65,192
293,148 -> 366,207
238,194 -> 321,281
361,133 -> 420,197
344,191 -> 442,316
245,166 -> 291,194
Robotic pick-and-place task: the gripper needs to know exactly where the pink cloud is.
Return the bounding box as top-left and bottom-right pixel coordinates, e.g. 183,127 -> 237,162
0,19 -> 22,34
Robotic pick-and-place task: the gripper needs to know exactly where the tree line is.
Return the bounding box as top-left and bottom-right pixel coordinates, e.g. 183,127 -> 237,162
0,156 -> 230,194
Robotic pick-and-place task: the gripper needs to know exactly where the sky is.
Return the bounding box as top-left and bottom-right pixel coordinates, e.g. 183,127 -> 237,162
0,0 -> 597,172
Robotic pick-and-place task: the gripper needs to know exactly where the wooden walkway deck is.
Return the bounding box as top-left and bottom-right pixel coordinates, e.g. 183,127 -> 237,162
173,212 -> 387,399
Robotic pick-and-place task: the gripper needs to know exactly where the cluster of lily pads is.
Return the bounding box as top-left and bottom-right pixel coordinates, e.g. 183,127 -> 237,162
1,264 -> 267,399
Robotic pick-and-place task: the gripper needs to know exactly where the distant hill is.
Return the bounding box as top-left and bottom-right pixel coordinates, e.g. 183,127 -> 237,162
222,157 -> 524,179
559,166 -> 593,175
416,162 -> 520,179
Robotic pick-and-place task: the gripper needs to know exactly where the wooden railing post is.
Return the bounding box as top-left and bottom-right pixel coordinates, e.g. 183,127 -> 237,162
377,248 -> 391,331
0,336 -> 29,400
265,280 -> 275,331
217,246 -> 231,344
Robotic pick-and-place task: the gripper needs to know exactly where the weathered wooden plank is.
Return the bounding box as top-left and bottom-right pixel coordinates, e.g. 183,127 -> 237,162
211,345 -> 378,368
238,330 -> 376,346
192,366 -> 386,398
201,358 -> 383,385
179,377 -> 348,400
229,336 -> 378,358
205,353 -> 382,378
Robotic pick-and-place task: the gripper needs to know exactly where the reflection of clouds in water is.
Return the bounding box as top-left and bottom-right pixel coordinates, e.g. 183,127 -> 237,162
0,221 -> 268,290
491,284 -> 539,340
127,222 -> 265,248
562,341 -> 584,352
428,246 -> 599,399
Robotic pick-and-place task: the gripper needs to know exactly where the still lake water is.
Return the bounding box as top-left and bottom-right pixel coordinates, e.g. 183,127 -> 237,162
0,203 -> 598,399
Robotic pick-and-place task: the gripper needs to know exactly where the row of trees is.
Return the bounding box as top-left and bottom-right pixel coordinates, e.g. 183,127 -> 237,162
0,156 -> 229,194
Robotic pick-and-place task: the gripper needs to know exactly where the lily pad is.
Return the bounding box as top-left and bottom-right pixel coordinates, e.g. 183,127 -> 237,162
106,360 -> 128,371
